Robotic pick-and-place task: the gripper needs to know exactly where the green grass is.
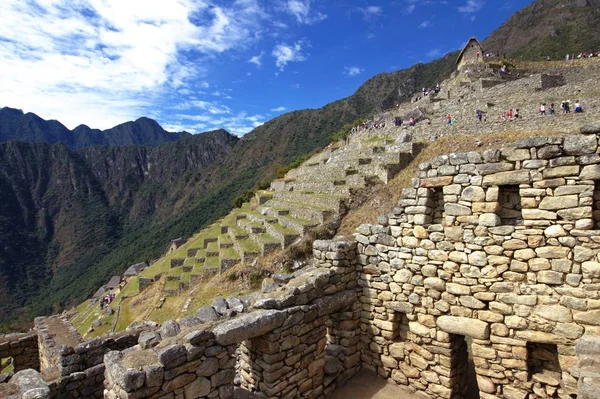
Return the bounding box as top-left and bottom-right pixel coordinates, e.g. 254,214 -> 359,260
165,280 -> 180,291
148,296 -> 186,324
228,225 -> 248,238
114,297 -> 136,332
205,256 -> 220,268
206,241 -> 219,253
118,278 -> 139,299
218,234 -> 233,245
254,233 -> 280,244
236,238 -> 261,252
268,223 -> 298,235
1,358 -> 14,374
220,247 -> 240,260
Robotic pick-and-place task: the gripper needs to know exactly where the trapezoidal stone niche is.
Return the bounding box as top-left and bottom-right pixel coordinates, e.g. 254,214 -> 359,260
356,132 -> 600,399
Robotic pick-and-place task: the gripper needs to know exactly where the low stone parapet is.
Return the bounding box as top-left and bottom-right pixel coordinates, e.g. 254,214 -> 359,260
0,332 -> 39,373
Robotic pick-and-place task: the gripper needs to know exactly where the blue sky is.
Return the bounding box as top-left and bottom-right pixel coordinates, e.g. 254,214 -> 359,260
0,0 -> 534,135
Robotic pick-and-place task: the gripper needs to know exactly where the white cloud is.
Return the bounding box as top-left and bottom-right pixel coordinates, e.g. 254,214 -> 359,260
419,20 -> 431,28
0,0 -> 266,129
458,0 -> 485,13
427,48 -> 442,58
405,4 -> 416,14
360,5 -> 383,16
272,41 -> 307,70
343,66 -> 364,77
284,0 -> 327,24
270,106 -> 286,112
248,53 -> 263,67
172,111 -> 265,135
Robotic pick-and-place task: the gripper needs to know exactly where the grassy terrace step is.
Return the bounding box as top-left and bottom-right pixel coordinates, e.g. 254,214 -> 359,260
164,280 -> 180,292
264,199 -> 334,224
264,222 -> 300,247
228,225 -> 249,240
237,219 -> 266,234
272,191 -> 344,212
205,256 -> 220,269
218,234 -> 234,248
255,190 -> 274,205
220,246 -> 240,272
251,233 -> 282,256
184,257 -> 195,266
233,237 -> 261,262
285,181 -> 354,196
206,241 -> 220,257
203,236 -> 218,249
245,210 -> 278,225
272,212 -> 318,235
195,250 -> 206,263
219,211 -> 242,228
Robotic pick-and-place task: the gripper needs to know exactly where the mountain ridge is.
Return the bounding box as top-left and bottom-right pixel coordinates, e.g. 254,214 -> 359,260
0,107 -> 191,150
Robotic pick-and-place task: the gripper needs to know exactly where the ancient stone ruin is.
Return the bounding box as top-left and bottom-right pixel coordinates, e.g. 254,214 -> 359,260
5,128 -> 600,398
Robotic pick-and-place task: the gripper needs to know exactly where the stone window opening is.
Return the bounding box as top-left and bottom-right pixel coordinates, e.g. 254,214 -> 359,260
431,188 -> 446,225
450,335 -> 480,399
527,342 -> 563,396
593,181 -> 600,228
498,185 -> 523,225
1,357 -> 14,374
390,312 -> 409,343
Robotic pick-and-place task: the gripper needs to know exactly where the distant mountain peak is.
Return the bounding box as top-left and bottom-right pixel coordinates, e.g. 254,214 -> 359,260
0,107 -> 191,149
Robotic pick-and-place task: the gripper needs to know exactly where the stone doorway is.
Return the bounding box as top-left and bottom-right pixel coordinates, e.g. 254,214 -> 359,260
450,335 -> 480,399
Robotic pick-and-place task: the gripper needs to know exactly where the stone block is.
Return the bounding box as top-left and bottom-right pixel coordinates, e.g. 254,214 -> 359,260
563,134 -> 598,156
539,195 -> 578,210
542,166 -> 580,179
420,176 -> 453,188
482,170 -> 529,186
436,316 -> 489,340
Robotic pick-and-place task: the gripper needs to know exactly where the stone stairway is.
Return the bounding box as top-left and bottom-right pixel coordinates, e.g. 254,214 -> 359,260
133,135 -> 419,297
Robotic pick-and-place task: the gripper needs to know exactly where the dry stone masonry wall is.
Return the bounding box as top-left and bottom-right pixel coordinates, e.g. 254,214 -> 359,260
0,333 -> 39,373
102,240 -> 361,399
356,129 -> 600,398
6,128 -> 600,399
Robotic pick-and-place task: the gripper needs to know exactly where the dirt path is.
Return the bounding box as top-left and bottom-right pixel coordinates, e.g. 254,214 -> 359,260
331,369 -> 424,399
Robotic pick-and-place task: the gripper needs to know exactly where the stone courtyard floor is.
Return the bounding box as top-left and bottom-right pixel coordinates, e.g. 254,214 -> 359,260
331,369 -> 422,399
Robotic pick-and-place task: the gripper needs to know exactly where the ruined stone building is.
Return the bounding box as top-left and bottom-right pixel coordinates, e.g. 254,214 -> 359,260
3,127 -> 600,398
457,37 -> 485,71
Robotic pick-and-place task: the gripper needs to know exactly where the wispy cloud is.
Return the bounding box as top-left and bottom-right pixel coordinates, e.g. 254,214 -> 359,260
458,0 -> 485,13
357,5 -> 383,18
284,0 -> 327,24
270,106 -> 287,112
0,0 -> 266,130
419,20 -> 432,28
248,53 -> 263,67
405,4 -> 416,14
427,48 -> 442,58
272,41 -> 307,70
343,66 -> 364,77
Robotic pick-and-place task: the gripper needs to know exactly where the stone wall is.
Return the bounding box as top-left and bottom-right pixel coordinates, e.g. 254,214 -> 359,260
31,315 -> 152,399
0,332 -> 39,373
103,239 -> 361,399
356,131 -> 600,398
